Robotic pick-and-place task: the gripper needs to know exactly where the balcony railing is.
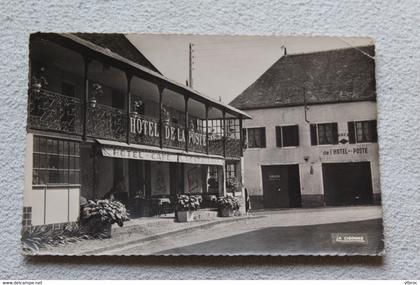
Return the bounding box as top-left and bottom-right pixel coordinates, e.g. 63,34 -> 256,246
129,113 -> 160,147
162,121 -> 186,150
28,89 -> 243,158
225,138 -> 241,157
86,104 -> 127,141
188,129 -> 207,154
28,89 -> 82,135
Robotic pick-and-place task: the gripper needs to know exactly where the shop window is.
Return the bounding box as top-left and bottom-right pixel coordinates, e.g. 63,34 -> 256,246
348,120 -> 377,143
247,127 -> 266,148
32,136 -> 80,185
310,123 -> 338,145
207,166 -> 219,190
276,125 -> 299,147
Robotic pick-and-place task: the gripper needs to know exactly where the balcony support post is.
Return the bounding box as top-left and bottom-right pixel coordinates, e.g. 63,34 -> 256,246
125,73 -> 133,145
158,85 -> 164,149
239,118 -> 243,156
184,96 -> 189,152
205,105 -> 209,155
82,56 -> 91,141
222,111 -> 226,157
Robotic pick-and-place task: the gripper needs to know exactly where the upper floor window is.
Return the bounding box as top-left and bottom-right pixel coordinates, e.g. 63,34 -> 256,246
348,120 -> 377,143
246,127 -> 266,148
276,125 -> 299,147
310,123 -> 338,145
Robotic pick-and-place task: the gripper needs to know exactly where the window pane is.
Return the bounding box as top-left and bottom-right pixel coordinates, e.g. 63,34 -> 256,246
48,154 -> 59,169
39,137 -> 47,153
58,140 -> 64,154
63,141 -> 69,155
34,137 -> 40,152
33,153 -> 40,168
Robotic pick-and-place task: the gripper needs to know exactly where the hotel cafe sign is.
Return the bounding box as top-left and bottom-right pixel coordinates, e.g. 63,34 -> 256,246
130,117 -> 206,146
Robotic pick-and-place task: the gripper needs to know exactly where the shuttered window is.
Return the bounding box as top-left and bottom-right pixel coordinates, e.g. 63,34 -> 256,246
348,120 -> 377,143
310,123 -> 338,145
276,125 -> 299,147
247,127 -> 266,148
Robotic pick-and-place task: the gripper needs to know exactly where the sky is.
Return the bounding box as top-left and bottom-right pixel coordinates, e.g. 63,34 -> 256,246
126,34 -> 373,104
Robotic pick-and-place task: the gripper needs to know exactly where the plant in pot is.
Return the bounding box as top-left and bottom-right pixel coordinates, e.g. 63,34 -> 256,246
80,199 -> 129,238
176,194 -> 200,222
226,176 -> 242,195
218,196 -> 240,217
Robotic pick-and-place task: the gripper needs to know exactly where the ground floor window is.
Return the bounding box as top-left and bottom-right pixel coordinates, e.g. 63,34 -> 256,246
32,136 -> 80,185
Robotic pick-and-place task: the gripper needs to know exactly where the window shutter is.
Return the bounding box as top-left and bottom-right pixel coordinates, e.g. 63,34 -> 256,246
310,124 -> 318,145
275,126 -> 282,147
371,120 -> 378,143
294,125 -> 300,146
348,121 -> 356,144
332,123 -> 339,144
260,127 -> 266,148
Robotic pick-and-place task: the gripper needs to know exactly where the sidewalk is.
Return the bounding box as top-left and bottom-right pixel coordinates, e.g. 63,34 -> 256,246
40,213 -> 263,255
39,205 -> 382,255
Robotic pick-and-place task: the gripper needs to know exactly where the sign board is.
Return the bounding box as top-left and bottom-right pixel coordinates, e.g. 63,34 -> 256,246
101,146 -> 224,166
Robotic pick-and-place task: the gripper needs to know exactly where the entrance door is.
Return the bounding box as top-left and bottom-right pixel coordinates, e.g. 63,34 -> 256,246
322,162 -> 373,206
261,165 -> 301,208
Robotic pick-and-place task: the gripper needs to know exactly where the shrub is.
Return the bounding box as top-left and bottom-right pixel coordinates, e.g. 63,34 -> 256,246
21,223 -> 101,254
218,196 -> 240,211
81,199 -> 129,227
176,194 -> 200,211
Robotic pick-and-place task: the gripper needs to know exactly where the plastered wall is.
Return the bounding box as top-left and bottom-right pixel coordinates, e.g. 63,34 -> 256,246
1,0 -> 419,279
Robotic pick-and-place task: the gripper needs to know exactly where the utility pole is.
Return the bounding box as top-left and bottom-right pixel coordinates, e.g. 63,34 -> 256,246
189,43 -> 194,88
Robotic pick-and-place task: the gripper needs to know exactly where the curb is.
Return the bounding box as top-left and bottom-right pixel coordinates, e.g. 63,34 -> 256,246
80,215 -> 264,255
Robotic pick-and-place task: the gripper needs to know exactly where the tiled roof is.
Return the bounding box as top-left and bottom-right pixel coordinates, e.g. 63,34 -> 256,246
230,45 -> 376,110
74,33 -> 161,74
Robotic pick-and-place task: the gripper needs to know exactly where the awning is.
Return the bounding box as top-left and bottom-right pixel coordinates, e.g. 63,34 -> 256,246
97,139 -> 225,166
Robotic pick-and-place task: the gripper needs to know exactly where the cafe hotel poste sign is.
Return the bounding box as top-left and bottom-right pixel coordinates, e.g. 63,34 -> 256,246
130,117 -> 206,146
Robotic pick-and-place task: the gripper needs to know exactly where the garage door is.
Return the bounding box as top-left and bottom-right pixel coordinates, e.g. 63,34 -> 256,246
322,162 -> 373,206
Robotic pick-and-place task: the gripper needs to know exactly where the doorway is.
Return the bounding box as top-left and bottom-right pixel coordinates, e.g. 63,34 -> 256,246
261,164 -> 301,208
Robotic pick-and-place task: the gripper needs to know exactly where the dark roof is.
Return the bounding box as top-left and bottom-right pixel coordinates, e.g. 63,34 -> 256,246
230,45 -> 376,110
74,33 -> 161,74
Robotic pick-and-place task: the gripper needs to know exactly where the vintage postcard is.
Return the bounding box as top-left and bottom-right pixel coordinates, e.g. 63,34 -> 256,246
22,33 -> 384,255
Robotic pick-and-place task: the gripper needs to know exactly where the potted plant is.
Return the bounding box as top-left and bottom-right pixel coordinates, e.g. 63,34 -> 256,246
226,176 -> 242,195
218,196 -> 240,217
80,199 -> 129,238
176,194 -> 200,222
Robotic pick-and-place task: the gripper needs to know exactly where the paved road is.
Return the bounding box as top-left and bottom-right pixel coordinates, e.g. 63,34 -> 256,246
157,219 -> 384,255
107,206 -> 384,255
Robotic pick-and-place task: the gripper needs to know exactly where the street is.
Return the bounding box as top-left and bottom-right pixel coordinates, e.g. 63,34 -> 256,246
103,206 -> 384,255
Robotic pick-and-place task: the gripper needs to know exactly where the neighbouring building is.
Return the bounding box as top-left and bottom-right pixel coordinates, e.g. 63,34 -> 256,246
230,46 -> 380,209
24,33 -> 250,228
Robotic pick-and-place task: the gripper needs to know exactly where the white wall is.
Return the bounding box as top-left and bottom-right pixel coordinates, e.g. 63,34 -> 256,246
242,101 -> 380,200
23,133 -> 81,226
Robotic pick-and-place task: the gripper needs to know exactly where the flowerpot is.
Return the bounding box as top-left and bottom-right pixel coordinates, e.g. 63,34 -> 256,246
86,217 -> 112,238
220,208 -> 234,217
177,210 -> 195,222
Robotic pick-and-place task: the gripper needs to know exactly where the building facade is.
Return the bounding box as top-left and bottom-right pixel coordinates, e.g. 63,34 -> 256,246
230,46 -> 380,209
24,33 -> 249,227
